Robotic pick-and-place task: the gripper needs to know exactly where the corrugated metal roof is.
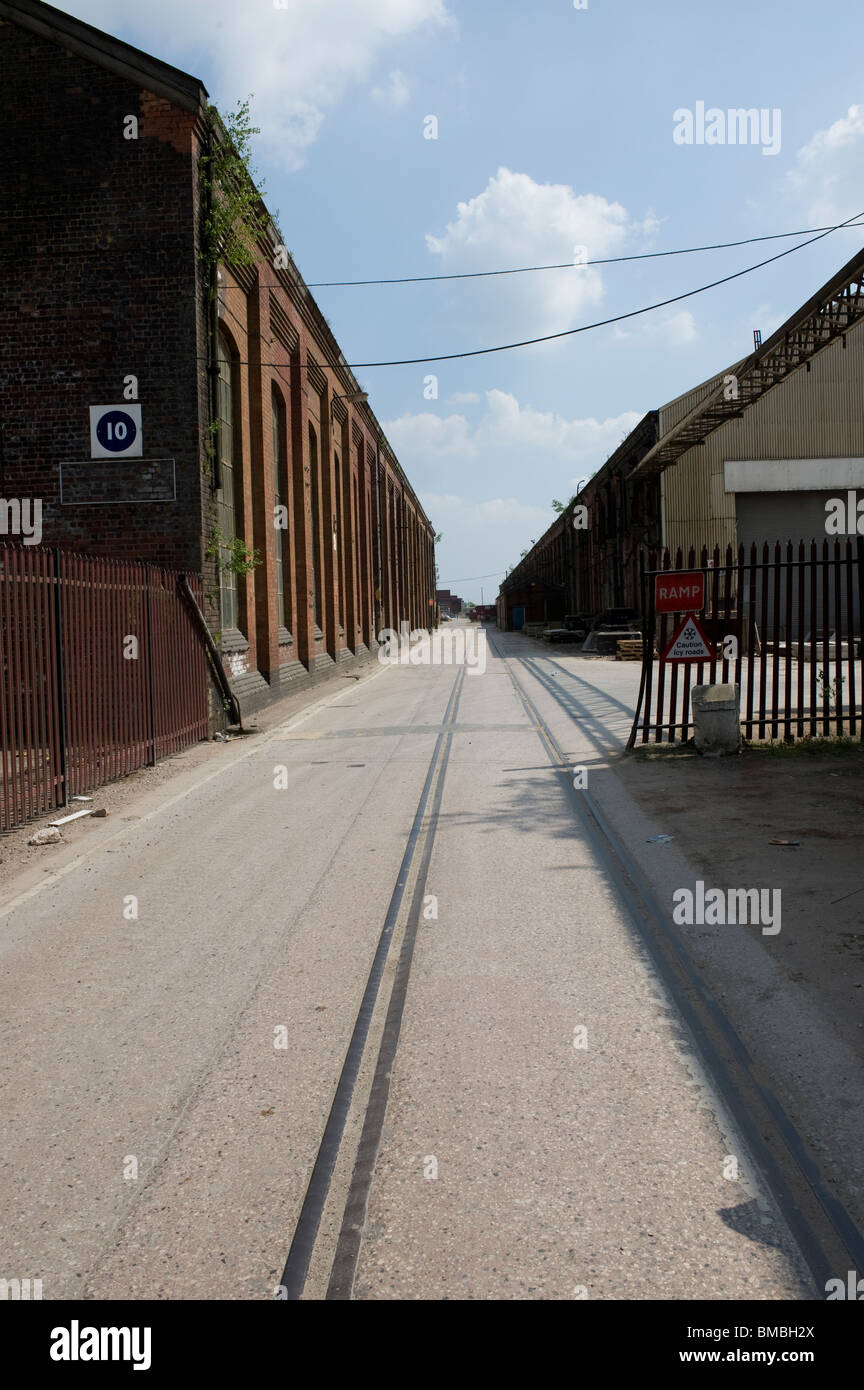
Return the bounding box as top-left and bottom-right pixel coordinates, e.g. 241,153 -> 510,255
633,244 -> 864,477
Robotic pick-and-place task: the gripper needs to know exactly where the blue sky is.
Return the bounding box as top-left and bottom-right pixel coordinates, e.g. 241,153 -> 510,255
66,0 -> 864,600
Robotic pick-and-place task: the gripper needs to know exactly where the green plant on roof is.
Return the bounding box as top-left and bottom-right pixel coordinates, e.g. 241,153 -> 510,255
200,97 -> 271,278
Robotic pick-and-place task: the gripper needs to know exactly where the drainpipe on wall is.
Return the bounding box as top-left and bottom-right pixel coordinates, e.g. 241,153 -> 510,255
204,122 -> 221,496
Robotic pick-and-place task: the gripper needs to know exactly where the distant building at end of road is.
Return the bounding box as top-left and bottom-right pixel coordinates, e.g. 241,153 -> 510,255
436,590 -> 463,616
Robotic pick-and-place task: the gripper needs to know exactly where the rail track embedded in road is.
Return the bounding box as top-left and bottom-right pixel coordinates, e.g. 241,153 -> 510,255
488,632 -> 864,1296
278,667 -> 466,1300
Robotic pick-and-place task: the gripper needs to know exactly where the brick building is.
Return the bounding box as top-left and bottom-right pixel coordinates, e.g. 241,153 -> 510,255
435,589 -> 463,616
0,0 -> 436,713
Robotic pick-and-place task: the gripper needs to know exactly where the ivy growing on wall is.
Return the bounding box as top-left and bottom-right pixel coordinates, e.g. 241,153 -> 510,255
198,98 -> 270,636
205,526 -> 262,577
199,97 -> 271,278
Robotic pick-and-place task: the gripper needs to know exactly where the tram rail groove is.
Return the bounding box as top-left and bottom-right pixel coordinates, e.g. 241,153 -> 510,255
278,668 -> 465,1300
489,634 -> 864,1295
279,631 -> 864,1300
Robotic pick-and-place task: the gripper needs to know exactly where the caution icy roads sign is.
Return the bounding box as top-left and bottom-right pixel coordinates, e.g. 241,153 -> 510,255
661,613 -> 713,663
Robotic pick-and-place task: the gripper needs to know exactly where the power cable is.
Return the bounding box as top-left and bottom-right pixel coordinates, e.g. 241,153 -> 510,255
303,218 -> 864,287
208,209 -> 864,368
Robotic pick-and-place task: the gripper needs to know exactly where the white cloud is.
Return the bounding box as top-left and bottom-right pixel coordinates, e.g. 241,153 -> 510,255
423,493 -> 550,527
386,390 -> 640,476
384,391 -> 641,583
372,69 -> 410,109
384,411 -> 475,456
421,493 -> 554,597
744,301 -> 781,342
64,0 -> 453,169
785,105 -> 864,225
424,167 -> 656,346
385,392 -> 645,600
447,391 -> 481,404
613,308 -> 698,345
477,390 -> 641,458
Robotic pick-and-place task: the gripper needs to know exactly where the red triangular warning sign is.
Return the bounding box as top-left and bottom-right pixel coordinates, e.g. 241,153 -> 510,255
661,613 -> 713,663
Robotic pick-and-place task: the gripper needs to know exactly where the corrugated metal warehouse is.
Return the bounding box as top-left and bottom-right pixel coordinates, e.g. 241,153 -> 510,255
499,246 -> 864,629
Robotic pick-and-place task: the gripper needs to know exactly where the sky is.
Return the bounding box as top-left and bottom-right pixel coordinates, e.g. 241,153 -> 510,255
63,0 -> 864,602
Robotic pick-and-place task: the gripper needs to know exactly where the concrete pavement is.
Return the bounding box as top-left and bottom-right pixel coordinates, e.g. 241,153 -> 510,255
0,632 -> 823,1298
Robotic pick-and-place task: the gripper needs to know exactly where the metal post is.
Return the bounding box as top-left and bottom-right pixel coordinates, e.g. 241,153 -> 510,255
373,443 -> 383,640
145,570 -> 157,766
52,548 -> 69,806
627,550 -> 648,749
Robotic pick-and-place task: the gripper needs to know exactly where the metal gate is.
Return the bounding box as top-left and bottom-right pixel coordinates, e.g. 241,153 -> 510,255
0,546 -> 209,831
628,540 -> 864,746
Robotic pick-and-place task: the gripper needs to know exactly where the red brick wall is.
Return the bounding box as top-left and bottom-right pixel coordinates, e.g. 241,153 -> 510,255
0,10 -> 436,712
0,17 -> 205,571
217,253 -> 435,687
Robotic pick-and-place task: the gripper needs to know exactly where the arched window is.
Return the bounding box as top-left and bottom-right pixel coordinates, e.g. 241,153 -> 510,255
334,450 -> 343,630
352,471 -> 362,639
271,387 -> 288,630
217,332 -> 241,631
308,422 -> 322,630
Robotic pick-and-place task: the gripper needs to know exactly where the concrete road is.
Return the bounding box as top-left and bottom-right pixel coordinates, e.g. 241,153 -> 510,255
0,630 -> 819,1299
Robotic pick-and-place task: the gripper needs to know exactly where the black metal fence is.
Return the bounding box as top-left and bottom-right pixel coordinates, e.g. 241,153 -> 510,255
0,546 -> 209,832
628,540 -> 864,746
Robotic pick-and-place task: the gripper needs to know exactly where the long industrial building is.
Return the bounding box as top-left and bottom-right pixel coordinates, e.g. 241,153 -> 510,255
499,247 -> 864,629
1,0 -> 436,715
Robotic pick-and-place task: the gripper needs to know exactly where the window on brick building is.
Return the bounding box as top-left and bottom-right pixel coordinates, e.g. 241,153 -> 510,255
334,450 -> 344,631
271,387 -> 288,630
352,471 -> 362,639
308,422 -> 322,630
217,332 -> 241,632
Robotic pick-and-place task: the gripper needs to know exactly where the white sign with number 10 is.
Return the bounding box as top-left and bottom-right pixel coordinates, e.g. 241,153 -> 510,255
89,404 -> 143,459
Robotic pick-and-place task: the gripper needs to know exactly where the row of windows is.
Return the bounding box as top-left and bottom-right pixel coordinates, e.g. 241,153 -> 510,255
216,329 -> 361,639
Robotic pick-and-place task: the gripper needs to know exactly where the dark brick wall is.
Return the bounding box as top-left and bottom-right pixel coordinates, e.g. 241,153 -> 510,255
0,8 -> 435,721
0,17 -> 204,569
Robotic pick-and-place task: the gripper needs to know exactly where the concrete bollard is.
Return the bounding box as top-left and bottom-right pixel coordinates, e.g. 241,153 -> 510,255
691,683 -> 741,756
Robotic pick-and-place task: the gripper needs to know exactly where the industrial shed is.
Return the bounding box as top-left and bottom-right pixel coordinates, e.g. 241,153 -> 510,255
635,246 -> 864,555
500,245 -> 864,632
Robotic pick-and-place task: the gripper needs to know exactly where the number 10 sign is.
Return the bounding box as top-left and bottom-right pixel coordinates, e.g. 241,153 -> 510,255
89,404 -> 143,458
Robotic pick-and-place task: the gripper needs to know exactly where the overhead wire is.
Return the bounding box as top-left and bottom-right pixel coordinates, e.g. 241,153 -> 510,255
207,207 -> 864,369
303,218 -> 864,287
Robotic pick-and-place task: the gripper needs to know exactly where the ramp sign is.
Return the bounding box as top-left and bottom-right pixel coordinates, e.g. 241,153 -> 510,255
654,571 -> 704,613
661,613 -> 713,663
90,405 -> 143,458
